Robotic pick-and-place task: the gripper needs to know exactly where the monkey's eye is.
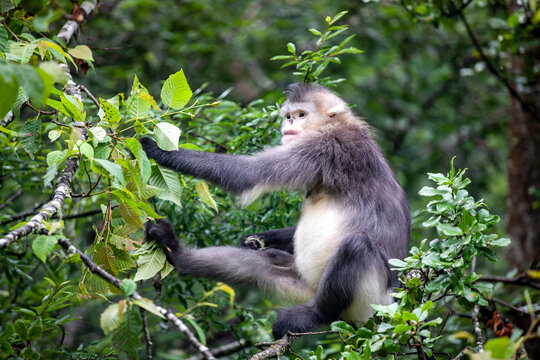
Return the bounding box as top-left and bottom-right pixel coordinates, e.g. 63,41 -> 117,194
286,114 -> 291,119
299,112 -> 305,118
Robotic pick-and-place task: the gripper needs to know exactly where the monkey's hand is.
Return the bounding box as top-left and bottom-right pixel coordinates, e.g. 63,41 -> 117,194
239,234 -> 266,250
139,137 -> 162,159
145,219 -> 181,255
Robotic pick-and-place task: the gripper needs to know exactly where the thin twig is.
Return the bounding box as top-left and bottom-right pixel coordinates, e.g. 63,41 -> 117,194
78,85 -> 101,109
56,238 -> 217,360
62,204 -> 119,220
479,274 -> 540,290
491,297 -> 531,315
186,340 -> 248,360
1,201 -> 46,225
458,11 -> 524,107
140,307 -> 153,360
0,189 -> 24,211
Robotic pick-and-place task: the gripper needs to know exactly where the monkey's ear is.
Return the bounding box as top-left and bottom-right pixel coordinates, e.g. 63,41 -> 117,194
327,103 -> 348,117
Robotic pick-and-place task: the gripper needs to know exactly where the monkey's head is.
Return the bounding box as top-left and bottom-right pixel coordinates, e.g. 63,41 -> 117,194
280,83 -> 350,144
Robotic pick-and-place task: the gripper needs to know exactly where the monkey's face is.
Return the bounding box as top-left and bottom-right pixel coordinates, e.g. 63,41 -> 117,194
280,102 -> 317,144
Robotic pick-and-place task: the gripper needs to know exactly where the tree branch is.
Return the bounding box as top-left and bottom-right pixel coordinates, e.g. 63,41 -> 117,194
250,333 -> 295,360
56,238 -> 217,360
0,157 -> 80,248
57,1 -> 98,44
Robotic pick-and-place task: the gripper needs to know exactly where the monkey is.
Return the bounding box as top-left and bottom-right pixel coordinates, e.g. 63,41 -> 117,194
140,83 -> 410,339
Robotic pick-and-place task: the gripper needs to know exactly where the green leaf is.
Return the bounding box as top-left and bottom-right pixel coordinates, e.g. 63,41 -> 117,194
286,42 -> 296,54
111,309 -> 142,360
44,163 -> 57,187
10,42 -> 37,64
0,67 -> 18,118
133,297 -> 166,319
39,61 -> 68,85
126,138 -> 151,184
149,165 -> 182,207
120,279 -> 137,297
484,337 -> 513,359
46,149 -> 67,166
195,181 -> 218,212
32,235 -> 58,263
418,186 -> 449,197
488,237 -> 511,247
99,98 -> 121,128
60,93 -> 85,122
20,118 -> 42,159
161,260 -> 174,279
79,142 -> 94,159
67,45 -> 94,61
160,69 -> 192,110
100,303 -> 123,336
308,28 -> 321,36
48,129 -> 62,142
89,126 -> 107,145
14,319 -> 28,341
154,122 -> 181,151
28,320 -> 43,341
93,158 -> 125,185
134,247 -> 166,281
436,223 -> 463,237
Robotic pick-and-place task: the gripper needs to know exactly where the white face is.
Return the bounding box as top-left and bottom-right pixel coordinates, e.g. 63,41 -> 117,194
280,102 -> 316,144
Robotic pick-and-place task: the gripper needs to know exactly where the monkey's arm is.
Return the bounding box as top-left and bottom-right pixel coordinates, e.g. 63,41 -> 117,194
240,226 -> 296,253
140,137 -> 323,194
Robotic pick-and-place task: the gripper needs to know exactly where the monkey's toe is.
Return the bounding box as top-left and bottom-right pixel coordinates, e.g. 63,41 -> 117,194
272,305 -> 325,339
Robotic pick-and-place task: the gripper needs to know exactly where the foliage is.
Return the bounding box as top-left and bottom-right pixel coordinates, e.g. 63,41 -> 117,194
0,1 -> 538,359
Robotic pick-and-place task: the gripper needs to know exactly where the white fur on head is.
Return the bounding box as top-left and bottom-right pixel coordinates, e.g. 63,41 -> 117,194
327,102 -> 348,117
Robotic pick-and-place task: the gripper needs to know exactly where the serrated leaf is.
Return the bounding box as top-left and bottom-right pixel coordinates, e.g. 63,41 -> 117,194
111,309 -> 142,359
161,260 -> 174,279
32,235 -> 58,263
97,244 -> 118,275
126,138 -> 151,184
46,149 -> 67,166
119,203 -> 144,229
60,93 -> 85,122
120,279 -> 137,296
44,163 -> 57,187
154,122 -> 181,151
93,158 -> 125,185
196,181 -> 218,212
67,45 -> 94,61
88,126 -> 107,144
79,142 -> 94,159
134,247 -> 166,281
100,303 -> 123,335
10,42 -> 37,64
149,165 -> 182,207
20,118 -> 42,159
160,69 -> 192,110
133,297 -> 165,319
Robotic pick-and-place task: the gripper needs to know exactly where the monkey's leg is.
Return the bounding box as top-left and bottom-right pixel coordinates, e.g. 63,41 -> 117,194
146,220 -> 314,304
271,233 -> 389,338
239,226 -> 296,253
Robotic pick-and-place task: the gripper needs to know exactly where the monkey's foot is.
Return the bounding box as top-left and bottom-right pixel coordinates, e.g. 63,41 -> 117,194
272,304 -> 325,339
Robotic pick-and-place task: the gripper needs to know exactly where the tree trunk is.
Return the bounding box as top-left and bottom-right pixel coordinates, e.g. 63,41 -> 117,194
507,47 -> 540,267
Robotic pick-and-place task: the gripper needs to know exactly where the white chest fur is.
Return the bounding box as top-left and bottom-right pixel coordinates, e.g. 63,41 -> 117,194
294,194 -> 346,288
